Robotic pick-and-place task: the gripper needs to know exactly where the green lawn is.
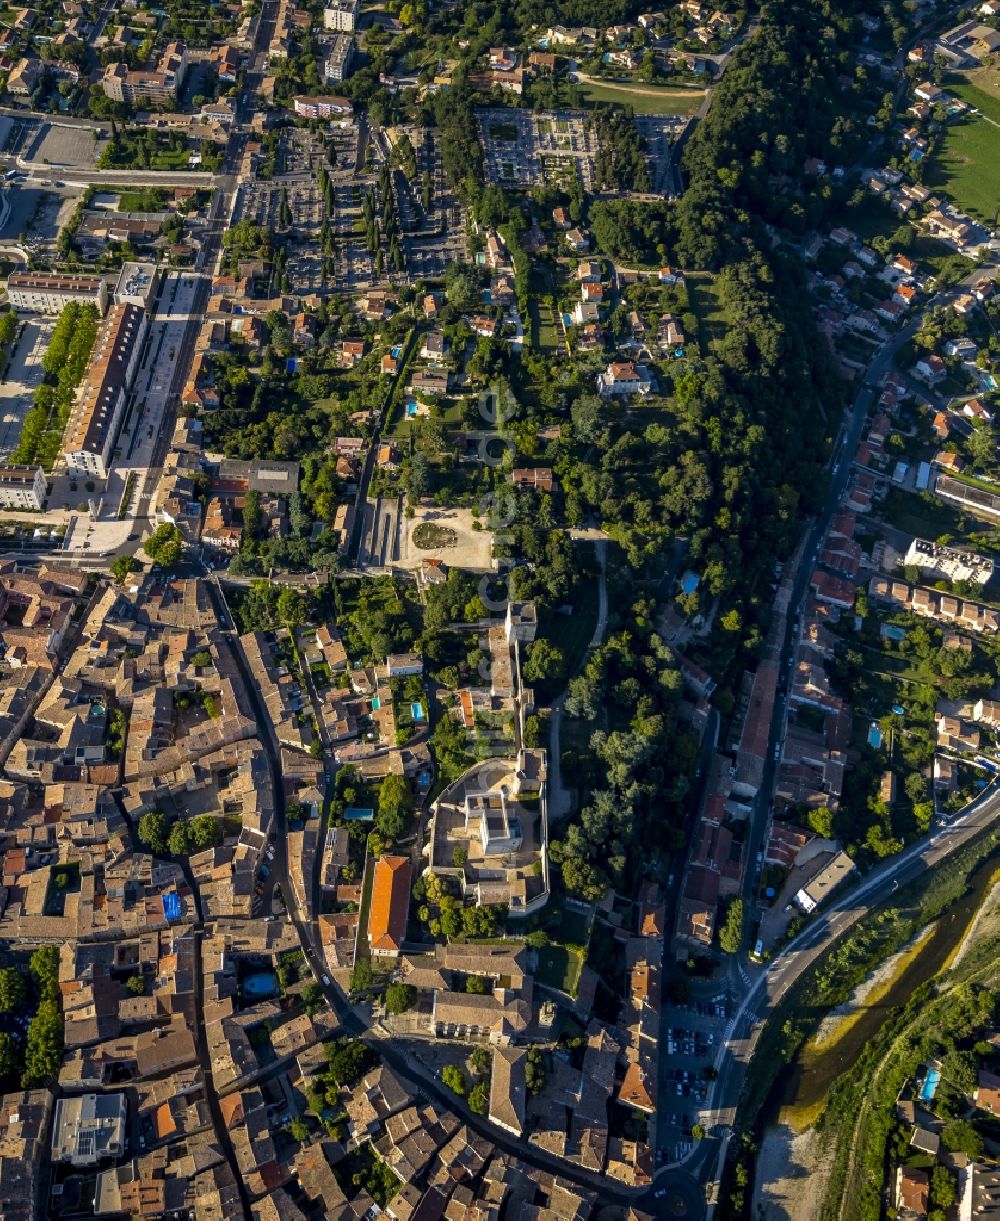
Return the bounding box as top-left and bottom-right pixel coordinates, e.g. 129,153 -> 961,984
945,73 -> 1000,124
687,273 -> 730,352
881,488 -> 974,545
527,297 -> 561,353
535,944 -> 585,995
151,149 -> 192,170
926,108 -> 1000,223
575,78 -> 705,115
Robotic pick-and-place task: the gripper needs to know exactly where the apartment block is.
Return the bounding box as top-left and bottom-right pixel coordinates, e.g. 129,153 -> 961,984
62,303 -> 148,480
903,536 -> 994,586
101,41 -> 188,105
292,94 -> 354,119
0,464 -> 46,510
323,0 -> 359,31
6,272 -> 109,316
323,33 -> 355,82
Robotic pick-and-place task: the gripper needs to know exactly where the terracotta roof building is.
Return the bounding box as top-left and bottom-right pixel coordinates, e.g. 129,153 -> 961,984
976,1068 -> 1000,1113
367,855 -> 411,957
896,1167 -> 929,1217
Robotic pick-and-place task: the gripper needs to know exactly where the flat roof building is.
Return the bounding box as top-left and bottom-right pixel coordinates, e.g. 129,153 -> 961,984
214,458 -> 301,495
113,261 -> 161,310
903,536 -> 994,586
292,94 -> 353,119
323,33 -> 355,82
324,0 -> 359,31
794,850 -> 856,914
0,465 -> 45,511
6,272 -> 109,316
51,1093 -> 126,1167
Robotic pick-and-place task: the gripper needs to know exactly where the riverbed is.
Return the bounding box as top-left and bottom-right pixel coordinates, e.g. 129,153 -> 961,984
771,847 -> 1000,1119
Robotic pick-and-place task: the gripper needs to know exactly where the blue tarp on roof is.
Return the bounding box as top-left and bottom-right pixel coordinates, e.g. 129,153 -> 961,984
162,892 -> 182,921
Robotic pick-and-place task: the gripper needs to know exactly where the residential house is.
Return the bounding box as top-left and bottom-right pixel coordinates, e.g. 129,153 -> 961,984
599,362 -> 653,398
964,397 -> 994,423
915,355 -> 946,383
511,468 -> 555,493
896,1167 -> 929,1217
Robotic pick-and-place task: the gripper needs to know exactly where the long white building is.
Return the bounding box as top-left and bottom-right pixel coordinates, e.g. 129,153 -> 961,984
62,303 -> 148,480
0,464 -> 45,510
7,272 -> 110,316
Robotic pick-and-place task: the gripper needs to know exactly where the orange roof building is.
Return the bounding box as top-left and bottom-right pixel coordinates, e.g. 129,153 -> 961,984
619,1060 -> 657,1113
367,855 -> 412,957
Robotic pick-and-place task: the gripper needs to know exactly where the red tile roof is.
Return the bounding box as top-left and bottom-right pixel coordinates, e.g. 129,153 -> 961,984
368,855 -> 412,953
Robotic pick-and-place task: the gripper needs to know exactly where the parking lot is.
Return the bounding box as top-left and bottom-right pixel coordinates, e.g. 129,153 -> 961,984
660,991 -> 731,1159
0,182 -> 77,245
0,316 -> 54,459
28,120 -> 106,169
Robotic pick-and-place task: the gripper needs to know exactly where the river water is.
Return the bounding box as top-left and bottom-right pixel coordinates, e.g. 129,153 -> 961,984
771,849 -> 1000,1117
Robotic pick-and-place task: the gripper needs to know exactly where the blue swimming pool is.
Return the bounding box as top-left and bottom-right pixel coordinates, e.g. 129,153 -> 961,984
371,696 -> 381,711
919,1067 -> 941,1102
243,971 -> 278,999
867,723 -> 883,749
883,625 -> 906,641
406,401 -> 418,418
345,806 -> 374,822
411,702 -> 426,722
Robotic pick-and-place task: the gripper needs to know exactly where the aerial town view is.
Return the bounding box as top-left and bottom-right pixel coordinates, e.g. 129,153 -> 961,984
2,0 -> 1000,1218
